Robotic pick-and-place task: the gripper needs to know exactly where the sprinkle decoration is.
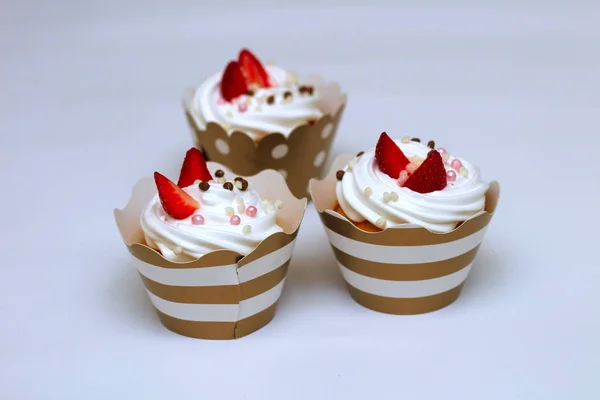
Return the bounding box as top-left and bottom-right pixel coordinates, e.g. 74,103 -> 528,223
237,103 -> 248,113
274,200 -> 283,209
237,204 -> 245,214
215,169 -> 225,178
191,214 -> 205,225
336,170 -> 345,181
451,159 -> 463,170
382,192 -> 391,203
401,136 -> 411,144
375,218 -> 386,228
230,215 -> 241,226
364,187 -> 373,197
198,181 -> 210,191
225,207 -> 234,217
246,206 -> 257,217
390,192 -> 399,201
447,170 -> 457,182
223,182 -> 234,191
242,225 -> 252,235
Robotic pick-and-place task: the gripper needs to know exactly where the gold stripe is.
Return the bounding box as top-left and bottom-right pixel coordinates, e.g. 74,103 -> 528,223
237,231 -> 297,267
346,283 -> 465,315
235,302 -> 278,338
154,302 -> 279,340
239,261 -> 289,301
128,244 -> 241,269
320,211 -> 491,247
332,245 -> 480,281
138,274 -> 240,304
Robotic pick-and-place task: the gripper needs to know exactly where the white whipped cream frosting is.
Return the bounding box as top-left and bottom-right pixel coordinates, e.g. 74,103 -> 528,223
141,180 -> 283,261
191,65 -> 324,140
336,140 -> 490,233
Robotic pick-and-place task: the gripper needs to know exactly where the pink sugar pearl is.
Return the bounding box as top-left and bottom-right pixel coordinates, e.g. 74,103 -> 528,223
438,148 -> 447,155
230,215 -> 241,225
246,206 -> 257,218
237,103 -> 248,113
451,159 -> 463,170
447,170 -> 457,182
191,214 -> 205,225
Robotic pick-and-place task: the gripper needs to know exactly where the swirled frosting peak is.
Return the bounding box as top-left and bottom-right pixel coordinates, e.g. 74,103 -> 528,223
191,49 -> 324,140
336,133 -> 490,233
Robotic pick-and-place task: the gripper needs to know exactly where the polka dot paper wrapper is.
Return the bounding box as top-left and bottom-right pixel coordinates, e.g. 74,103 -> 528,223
183,75 -> 346,199
309,155 -> 501,315
114,163 -> 307,339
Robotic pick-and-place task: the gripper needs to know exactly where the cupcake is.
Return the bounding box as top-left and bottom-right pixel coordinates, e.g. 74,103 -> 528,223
114,148 -> 307,339
310,132 -> 500,314
183,48 -> 346,199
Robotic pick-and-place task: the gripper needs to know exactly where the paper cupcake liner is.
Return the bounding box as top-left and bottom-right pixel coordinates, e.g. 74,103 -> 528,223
114,163 -> 307,339
182,75 -> 346,199
310,155 -> 500,315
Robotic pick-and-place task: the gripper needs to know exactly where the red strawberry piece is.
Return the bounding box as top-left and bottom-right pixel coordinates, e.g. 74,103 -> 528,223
154,172 -> 199,220
375,132 -> 410,179
220,61 -> 248,102
238,48 -> 271,88
403,150 -> 448,193
177,147 -> 213,188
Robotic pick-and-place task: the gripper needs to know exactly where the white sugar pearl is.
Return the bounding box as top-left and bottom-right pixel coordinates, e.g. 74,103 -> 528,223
173,246 -> 182,254
382,192 -> 391,203
235,196 -> 244,205
242,225 -> 252,235
364,187 -> 373,197
375,218 -> 386,228
237,204 -> 245,214
225,207 -> 234,216
390,192 -> 399,201
401,136 -> 411,144
274,200 -> 283,209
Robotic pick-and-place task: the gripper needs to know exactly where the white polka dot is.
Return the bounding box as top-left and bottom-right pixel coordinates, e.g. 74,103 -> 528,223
313,150 -> 327,167
321,123 -> 334,139
278,169 -> 288,179
215,138 -> 229,154
271,144 -> 289,159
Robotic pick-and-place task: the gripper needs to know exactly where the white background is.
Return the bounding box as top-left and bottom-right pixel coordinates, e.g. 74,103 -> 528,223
1,0 -> 599,399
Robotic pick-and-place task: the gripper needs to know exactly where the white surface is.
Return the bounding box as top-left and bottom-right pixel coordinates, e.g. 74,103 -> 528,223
1,1 -> 599,399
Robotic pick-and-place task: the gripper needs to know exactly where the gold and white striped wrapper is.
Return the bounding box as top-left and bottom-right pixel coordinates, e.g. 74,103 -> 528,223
310,155 -> 500,315
115,164 -> 307,339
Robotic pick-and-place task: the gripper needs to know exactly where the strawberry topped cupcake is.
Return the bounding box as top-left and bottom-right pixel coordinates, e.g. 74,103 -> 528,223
114,148 -> 307,339
183,48 -> 346,199
310,132 -> 500,315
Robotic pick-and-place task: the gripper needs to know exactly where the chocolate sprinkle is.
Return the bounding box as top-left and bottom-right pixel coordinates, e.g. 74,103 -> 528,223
427,140 -> 435,149
356,151 -> 364,157
198,181 -> 210,191
215,169 -> 225,178
246,89 -> 255,96
237,178 -> 248,191
283,91 -> 293,99
411,137 -> 421,143
223,182 -> 234,191
306,86 -> 314,95
266,95 -> 275,105
336,170 -> 345,181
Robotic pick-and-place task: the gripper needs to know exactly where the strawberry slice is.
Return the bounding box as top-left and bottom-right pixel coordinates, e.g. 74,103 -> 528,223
154,172 -> 199,219
177,147 -> 213,188
402,150 -> 447,193
220,61 -> 248,102
239,48 -> 271,88
375,132 -> 410,179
